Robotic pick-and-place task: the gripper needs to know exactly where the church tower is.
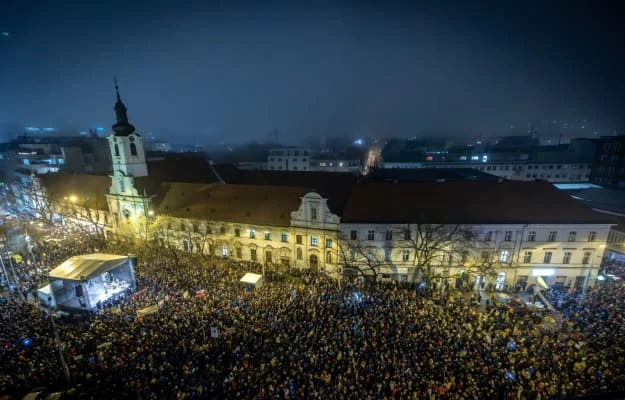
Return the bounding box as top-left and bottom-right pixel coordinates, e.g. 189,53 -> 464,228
108,80 -> 148,177
106,80 -> 150,225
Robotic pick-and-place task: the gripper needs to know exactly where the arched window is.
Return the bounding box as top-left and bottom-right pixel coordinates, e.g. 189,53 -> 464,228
326,251 -> 332,264
114,144 -> 120,157
130,142 -> 137,156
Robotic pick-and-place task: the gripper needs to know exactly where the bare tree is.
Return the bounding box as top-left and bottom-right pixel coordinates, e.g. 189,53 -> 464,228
62,192 -> 108,248
403,223 -> 475,284
338,234 -> 389,289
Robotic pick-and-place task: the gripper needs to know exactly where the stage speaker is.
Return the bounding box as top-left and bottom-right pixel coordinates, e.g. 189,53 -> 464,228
75,285 -> 84,297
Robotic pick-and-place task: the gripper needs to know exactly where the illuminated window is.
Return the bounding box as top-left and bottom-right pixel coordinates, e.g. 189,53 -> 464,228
310,236 -> 318,246
499,250 -> 510,263
281,232 -> 288,242
325,239 -> 332,248
249,228 -> 256,239
221,245 -> 228,257
264,231 -> 271,240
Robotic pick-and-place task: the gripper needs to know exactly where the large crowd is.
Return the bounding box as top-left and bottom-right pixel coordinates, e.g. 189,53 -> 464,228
1,230 -> 625,400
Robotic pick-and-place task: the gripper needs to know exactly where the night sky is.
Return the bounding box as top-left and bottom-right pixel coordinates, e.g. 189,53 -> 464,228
1,0 -> 624,144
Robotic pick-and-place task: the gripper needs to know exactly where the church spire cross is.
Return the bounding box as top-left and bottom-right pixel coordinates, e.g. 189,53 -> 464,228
111,77 -> 136,136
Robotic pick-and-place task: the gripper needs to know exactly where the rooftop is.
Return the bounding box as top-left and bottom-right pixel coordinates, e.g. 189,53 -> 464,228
342,180 -> 615,224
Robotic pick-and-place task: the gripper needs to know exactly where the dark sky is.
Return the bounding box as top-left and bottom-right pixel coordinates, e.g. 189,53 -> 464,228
1,0 -> 624,144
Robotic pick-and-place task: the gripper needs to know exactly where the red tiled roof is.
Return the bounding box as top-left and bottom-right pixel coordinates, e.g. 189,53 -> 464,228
211,164 -> 356,215
156,183 -> 314,226
342,180 -> 615,224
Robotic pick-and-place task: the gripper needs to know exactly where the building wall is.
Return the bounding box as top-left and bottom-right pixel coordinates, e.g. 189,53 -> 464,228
383,161 -> 591,182
339,222 -> 610,289
267,148 -> 311,171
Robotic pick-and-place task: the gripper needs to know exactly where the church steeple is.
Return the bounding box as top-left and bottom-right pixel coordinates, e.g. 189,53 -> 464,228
112,78 -> 136,136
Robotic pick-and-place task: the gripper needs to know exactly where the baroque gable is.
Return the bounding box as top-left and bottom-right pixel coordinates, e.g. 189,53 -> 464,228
291,192 -> 340,229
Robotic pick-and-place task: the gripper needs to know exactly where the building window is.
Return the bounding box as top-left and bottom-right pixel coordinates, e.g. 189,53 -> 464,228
543,252 -> 553,264
250,249 -> 257,261
461,250 -> 468,263
281,232 -> 288,243
588,231 -> 596,242
350,230 -> 357,240
523,251 -> 532,263
485,231 -> 493,241
548,231 -> 557,242
234,228 -> 240,237
265,251 -> 272,264
249,228 -> 256,239
500,250 -> 510,263
384,248 -> 391,261
183,240 -> 192,252
264,231 -> 271,240
325,238 -> 332,248
220,226 -> 226,235
404,230 -> 411,240
222,245 -> 229,257
402,250 -> 410,262
310,236 -> 318,246
114,144 -> 120,157
568,232 -> 577,242
562,251 -> 572,264
236,247 -> 242,259
311,207 -> 317,221
527,231 -> 536,242
296,248 -> 302,260
130,142 -> 137,156
367,230 -> 375,240
385,230 -> 393,240
326,251 -> 332,264
481,251 -> 490,263
296,235 -> 303,245
582,251 -> 591,264
504,231 -> 512,242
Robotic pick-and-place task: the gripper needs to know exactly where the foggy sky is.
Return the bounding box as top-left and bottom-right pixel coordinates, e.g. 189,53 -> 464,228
1,0 -> 624,144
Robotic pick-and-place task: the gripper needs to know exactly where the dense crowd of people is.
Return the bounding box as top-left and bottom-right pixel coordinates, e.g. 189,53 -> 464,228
1,230 -> 625,400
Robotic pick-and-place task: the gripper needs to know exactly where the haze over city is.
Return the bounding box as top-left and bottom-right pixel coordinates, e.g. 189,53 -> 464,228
1,0 -> 624,144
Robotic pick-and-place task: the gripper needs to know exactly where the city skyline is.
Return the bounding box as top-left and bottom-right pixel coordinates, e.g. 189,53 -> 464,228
1,0 -> 624,144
